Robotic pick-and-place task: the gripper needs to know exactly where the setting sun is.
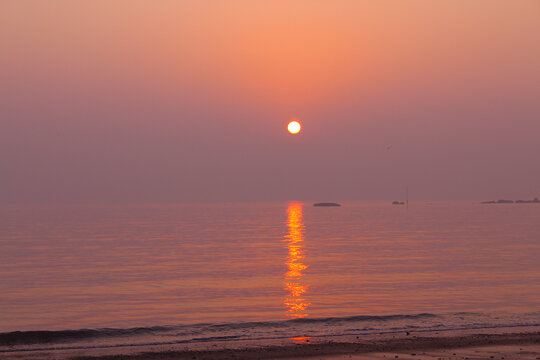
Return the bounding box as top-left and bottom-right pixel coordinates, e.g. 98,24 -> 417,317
288,121 -> 301,134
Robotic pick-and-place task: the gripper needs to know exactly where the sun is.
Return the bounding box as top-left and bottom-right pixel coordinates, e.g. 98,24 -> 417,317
288,121 -> 301,134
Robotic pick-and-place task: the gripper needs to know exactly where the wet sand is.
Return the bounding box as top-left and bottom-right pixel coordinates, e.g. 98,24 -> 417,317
62,330 -> 539,360
313,344 -> 540,360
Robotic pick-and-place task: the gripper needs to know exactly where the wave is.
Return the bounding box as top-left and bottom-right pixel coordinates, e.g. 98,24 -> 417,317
0,326 -> 184,346
3,312 -> 539,352
0,313 -> 437,346
290,313 -> 437,324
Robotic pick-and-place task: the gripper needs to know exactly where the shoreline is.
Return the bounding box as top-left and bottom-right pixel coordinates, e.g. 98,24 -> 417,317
3,327 -> 539,360
74,331 -> 540,360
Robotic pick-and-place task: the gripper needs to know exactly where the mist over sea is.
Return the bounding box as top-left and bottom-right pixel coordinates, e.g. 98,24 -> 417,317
1,201 -> 539,353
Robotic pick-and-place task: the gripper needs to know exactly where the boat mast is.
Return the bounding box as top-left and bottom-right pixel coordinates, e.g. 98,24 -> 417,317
406,186 -> 409,210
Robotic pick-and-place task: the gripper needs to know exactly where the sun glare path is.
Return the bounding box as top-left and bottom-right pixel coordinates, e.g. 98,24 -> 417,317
284,203 -> 310,319
287,121 -> 301,134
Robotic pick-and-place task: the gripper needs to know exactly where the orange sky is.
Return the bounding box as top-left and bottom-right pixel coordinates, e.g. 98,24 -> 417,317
1,1 -> 539,202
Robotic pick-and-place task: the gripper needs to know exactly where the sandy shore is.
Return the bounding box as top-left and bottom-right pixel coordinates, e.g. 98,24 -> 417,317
3,328 -> 538,360
76,332 -> 539,360
307,344 -> 540,360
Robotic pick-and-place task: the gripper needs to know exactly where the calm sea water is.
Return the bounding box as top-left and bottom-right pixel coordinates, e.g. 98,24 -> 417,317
1,201 -> 539,352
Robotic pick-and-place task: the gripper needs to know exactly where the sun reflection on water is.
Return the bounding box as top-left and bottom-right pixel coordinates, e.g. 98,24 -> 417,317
284,203 -> 311,319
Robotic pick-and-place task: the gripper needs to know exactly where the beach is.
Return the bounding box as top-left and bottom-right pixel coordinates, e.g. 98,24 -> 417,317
2,327 -> 538,360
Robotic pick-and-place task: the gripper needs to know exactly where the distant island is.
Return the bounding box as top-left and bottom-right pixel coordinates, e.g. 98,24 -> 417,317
392,201 -> 405,205
481,198 -> 539,204
313,202 -> 341,207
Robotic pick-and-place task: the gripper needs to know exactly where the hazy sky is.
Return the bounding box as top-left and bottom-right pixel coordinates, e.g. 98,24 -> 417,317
1,1 -> 539,203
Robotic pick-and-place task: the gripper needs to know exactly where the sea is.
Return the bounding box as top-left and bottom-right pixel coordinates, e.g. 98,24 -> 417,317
1,201 -> 539,355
